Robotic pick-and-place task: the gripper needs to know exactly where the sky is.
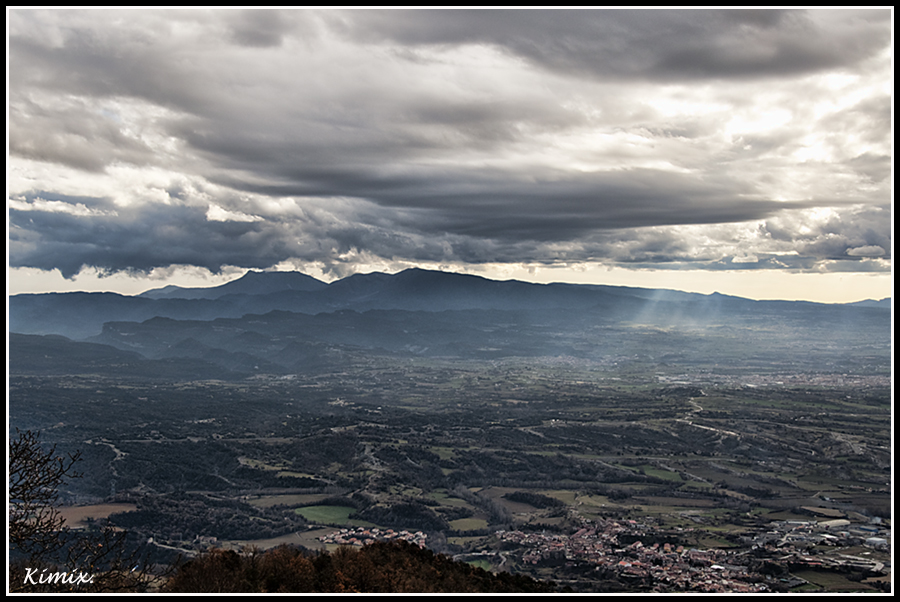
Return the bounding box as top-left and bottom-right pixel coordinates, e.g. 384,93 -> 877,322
7,8 -> 894,303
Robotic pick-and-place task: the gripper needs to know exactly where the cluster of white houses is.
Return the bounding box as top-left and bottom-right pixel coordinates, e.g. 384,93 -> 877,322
750,518 -> 890,551
317,526 -> 427,548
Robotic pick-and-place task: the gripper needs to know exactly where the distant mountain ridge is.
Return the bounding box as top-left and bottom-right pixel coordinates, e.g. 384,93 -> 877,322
137,268 -> 892,308
9,268 -> 891,344
8,268 -> 699,339
139,270 -> 328,299
846,298 -> 891,309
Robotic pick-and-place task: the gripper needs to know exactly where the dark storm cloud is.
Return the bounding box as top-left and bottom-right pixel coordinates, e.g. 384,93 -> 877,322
9,190 -> 475,278
12,186 -> 884,281
226,9 -> 298,48
10,193 -> 259,277
210,165 -> 816,240
7,9 -> 893,280
334,9 -> 891,81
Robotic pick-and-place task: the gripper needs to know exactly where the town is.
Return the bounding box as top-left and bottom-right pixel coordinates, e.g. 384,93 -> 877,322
488,511 -> 890,593
318,527 -> 428,549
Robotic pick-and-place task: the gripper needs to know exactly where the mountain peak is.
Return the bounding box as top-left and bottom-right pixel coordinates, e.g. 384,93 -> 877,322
140,270 -> 327,300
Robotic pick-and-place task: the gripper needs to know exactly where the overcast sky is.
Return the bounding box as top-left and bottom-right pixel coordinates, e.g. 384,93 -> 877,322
7,8 -> 893,302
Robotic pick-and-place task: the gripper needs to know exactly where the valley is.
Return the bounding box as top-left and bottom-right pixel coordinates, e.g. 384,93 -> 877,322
7,269 -> 892,593
8,357 -> 891,592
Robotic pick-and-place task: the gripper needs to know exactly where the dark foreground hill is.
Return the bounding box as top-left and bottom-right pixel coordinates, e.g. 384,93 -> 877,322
163,540 -> 562,593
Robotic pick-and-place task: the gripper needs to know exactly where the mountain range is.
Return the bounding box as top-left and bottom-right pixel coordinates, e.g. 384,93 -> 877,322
9,268 -> 891,380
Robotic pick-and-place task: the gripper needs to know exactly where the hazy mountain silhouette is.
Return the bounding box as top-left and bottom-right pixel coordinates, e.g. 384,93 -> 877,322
10,269 -> 658,339
139,270 -> 328,300
9,269 -> 891,379
847,298 -> 891,309
9,332 -> 239,380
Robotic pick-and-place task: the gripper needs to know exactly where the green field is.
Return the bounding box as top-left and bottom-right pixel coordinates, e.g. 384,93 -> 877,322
248,494 -> 331,508
449,518 -> 490,532
791,569 -> 881,592
294,505 -> 374,527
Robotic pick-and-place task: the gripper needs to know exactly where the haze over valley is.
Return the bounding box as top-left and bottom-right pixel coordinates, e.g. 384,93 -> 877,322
8,269 -> 892,593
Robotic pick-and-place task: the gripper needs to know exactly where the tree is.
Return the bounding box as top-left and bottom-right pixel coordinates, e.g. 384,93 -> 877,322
8,429 -> 158,592
9,428 -> 80,567
163,541 -> 560,593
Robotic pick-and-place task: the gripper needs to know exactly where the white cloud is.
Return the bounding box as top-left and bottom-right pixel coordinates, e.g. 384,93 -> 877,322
206,204 -> 263,223
8,196 -> 117,217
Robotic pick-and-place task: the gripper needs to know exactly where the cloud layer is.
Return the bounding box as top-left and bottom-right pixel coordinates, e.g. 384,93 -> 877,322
8,9 -> 892,280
